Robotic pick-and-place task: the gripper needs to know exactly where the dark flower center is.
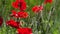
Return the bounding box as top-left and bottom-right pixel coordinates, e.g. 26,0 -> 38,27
18,2 -> 22,7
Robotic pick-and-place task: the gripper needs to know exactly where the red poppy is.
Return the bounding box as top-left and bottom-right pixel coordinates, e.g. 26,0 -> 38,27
32,6 -> 43,13
32,6 -> 39,13
10,10 -> 18,18
18,11 -> 28,18
16,0 -> 24,2
19,2 -> 27,11
12,0 -> 27,11
44,0 -> 53,4
0,16 -> 3,26
39,5 -> 43,11
6,19 -> 20,28
17,28 -> 32,34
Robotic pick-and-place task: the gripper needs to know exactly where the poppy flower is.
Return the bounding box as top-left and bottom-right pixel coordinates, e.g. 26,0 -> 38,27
32,6 -> 39,13
6,19 -> 20,28
16,0 -> 24,2
18,11 -> 28,18
32,6 -> 43,13
44,0 -> 53,4
39,5 -> 43,11
12,0 -> 27,11
17,28 -> 32,34
0,16 -> 3,26
10,10 -> 18,18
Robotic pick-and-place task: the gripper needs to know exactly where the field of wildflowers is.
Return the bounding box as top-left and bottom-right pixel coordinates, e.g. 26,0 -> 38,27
0,0 -> 60,34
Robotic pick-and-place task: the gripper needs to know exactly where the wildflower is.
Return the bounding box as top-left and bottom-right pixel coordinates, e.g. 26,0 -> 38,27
12,0 -> 27,10
18,11 -> 28,18
6,19 -> 19,28
32,6 -> 43,13
10,10 -> 18,18
17,28 -> 32,34
44,0 -> 53,4
0,16 -> 3,26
